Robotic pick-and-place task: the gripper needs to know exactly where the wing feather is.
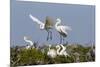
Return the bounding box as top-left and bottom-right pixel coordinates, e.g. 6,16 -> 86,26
29,14 -> 44,26
59,25 -> 72,36
61,26 -> 72,31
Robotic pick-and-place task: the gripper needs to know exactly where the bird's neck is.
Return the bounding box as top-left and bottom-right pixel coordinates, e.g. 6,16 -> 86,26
55,21 -> 60,28
56,46 -> 61,55
48,46 -> 51,51
24,39 -> 33,46
60,45 -> 66,53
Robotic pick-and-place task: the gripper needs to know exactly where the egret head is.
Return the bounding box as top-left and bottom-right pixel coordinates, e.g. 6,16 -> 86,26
24,36 -> 27,40
24,36 -> 31,40
56,18 -> 61,23
40,24 -> 44,30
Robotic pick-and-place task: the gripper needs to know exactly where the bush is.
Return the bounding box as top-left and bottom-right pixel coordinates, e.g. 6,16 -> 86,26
10,44 -> 95,66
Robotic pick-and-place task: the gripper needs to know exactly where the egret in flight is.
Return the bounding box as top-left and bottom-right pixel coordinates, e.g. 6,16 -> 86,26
29,14 -> 54,41
55,18 -> 72,44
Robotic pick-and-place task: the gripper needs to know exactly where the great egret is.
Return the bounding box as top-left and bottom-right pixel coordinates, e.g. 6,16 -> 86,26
55,18 -> 72,44
90,44 -> 95,59
47,45 -> 57,58
60,44 -> 69,56
24,36 -> 34,49
25,45 -> 30,49
29,14 -> 54,41
73,52 -> 80,62
56,44 -> 69,57
86,43 -> 95,61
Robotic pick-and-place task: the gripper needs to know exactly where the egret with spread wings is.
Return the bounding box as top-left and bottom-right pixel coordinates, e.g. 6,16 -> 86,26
55,18 -> 72,44
29,14 -> 54,41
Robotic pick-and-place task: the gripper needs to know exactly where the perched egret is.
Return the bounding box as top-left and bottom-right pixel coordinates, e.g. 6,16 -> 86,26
56,44 -> 69,57
24,36 -> 34,49
47,45 -> 57,58
55,18 -> 72,44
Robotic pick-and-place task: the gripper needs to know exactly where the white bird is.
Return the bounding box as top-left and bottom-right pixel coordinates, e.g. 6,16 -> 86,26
25,45 -> 31,49
60,44 -> 69,56
47,45 -> 57,58
24,36 -> 34,49
55,18 -> 72,44
86,43 -> 95,61
73,52 -> 80,62
29,14 -> 54,41
56,44 -> 69,57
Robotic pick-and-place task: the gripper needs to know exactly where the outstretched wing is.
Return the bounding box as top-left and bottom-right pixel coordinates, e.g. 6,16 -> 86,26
45,16 -> 54,29
29,14 -> 44,26
58,25 -> 71,37
62,26 -> 72,31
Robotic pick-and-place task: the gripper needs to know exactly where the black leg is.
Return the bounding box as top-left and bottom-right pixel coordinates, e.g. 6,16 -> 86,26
62,37 -> 64,44
59,35 -> 61,44
48,31 -> 50,40
61,36 -> 63,44
48,31 -> 50,41
50,31 -> 52,40
47,31 -> 49,41
60,34 -> 62,44
66,41 -> 68,45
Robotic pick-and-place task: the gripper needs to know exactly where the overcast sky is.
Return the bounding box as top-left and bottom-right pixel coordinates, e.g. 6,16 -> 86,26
10,0 -> 95,46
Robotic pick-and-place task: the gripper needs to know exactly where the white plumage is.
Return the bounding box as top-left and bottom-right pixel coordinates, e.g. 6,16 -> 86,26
55,18 -> 72,44
25,45 -> 30,49
29,14 -> 45,29
60,44 -> 69,56
56,44 -> 69,57
24,36 -> 34,49
47,45 -> 57,58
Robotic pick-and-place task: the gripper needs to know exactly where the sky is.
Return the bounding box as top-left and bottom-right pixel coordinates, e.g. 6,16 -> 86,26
10,0 -> 95,46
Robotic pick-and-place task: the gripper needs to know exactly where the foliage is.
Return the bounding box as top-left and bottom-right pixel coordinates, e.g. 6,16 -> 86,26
10,44 -> 95,66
